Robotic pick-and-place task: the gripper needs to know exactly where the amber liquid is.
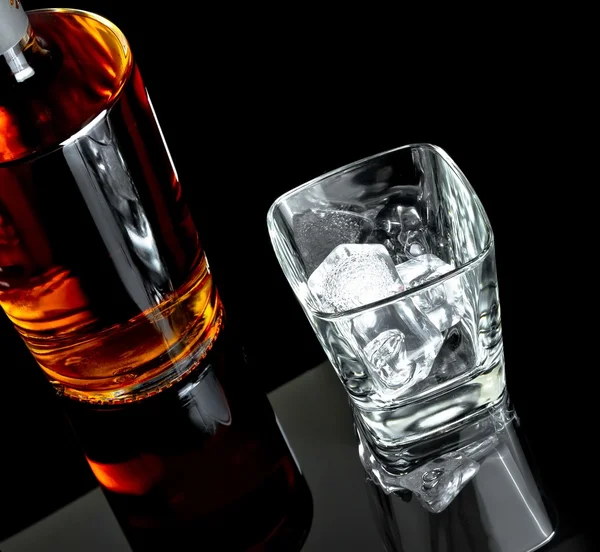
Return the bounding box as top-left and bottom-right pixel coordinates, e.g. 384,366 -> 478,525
1,9 -> 312,551
0,10 -> 218,402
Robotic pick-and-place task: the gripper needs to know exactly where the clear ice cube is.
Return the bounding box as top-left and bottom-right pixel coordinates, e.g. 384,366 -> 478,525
307,244 -> 403,313
396,253 -> 465,331
376,203 -> 423,234
353,303 -> 443,391
374,200 -> 433,263
429,322 -> 476,382
364,330 -> 407,387
397,228 -> 430,260
293,209 -> 374,275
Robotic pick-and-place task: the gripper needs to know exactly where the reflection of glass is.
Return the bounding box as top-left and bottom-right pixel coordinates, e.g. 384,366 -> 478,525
268,144 -> 554,551
355,396 -> 512,514
364,405 -> 556,552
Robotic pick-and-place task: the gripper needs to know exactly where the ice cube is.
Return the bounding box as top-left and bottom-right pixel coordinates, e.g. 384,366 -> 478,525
293,209 -> 373,274
396,254 -> 465,331
397,228 -> 430,259
373,200 -> 433,263
376,203 -> 423,234
396,253 -> 452,285
354,303 -> 443,391
430,322 -> 476,382
364,329 -> 408,386
307,244 -> 402,313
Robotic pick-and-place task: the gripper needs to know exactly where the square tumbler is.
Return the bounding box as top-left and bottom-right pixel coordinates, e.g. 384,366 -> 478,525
267,144 -> 555,552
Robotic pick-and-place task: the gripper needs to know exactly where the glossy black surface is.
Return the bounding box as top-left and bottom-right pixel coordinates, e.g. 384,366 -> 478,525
0,362 -> 596,551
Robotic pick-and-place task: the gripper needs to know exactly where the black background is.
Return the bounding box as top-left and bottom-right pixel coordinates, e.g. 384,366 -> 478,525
1,0 -> 595,546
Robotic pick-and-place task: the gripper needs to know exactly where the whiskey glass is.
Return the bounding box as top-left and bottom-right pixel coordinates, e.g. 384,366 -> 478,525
267,143 -> 555,552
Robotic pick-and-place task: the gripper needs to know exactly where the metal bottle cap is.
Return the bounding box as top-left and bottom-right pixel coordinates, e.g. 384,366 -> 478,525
0,1 -> 29,54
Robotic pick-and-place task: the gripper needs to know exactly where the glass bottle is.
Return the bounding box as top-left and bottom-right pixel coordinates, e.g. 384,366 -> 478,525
0,4 -> 312,550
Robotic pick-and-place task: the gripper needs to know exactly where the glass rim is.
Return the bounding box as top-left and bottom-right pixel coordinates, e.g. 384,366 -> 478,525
268,143 -> 438,210
267,142 -> 493,321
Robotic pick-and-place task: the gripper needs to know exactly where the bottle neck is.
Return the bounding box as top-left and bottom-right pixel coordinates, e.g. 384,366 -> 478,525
2,24 -> 37,83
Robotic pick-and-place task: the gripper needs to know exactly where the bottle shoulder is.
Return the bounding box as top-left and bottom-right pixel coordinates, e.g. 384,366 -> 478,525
1,9 -> 133,165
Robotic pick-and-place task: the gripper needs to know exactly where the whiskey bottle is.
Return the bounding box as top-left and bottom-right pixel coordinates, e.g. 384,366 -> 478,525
0,4 -> 312,550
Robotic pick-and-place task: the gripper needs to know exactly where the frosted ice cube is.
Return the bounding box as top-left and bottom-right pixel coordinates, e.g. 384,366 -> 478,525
307,244 -> 403,313
396,253 -> 465,331
293,209 -> 373,274
353,301 -> 443,391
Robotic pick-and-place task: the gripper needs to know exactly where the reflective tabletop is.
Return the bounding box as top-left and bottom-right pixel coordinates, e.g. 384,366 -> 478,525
0,362 -> 595,552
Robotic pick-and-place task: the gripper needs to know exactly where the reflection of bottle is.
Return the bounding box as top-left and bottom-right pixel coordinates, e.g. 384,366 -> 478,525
1,6 -> 312,550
